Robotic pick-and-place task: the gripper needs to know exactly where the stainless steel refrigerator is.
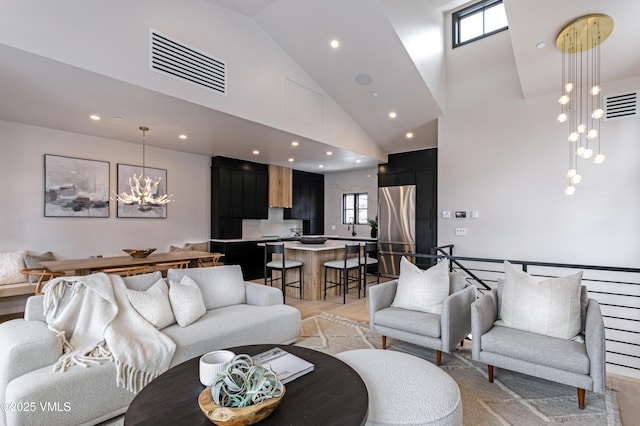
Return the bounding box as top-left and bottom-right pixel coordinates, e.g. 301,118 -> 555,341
378,185 -> 416,276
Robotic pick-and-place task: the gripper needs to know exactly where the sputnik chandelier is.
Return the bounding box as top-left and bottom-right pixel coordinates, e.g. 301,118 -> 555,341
556,14 -> 613,195
113,126 -> 173,205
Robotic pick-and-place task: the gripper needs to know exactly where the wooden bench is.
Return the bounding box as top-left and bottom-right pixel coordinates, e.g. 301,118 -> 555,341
0,281 -> 37,298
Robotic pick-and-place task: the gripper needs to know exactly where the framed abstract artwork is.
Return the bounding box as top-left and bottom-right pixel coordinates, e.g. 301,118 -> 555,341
116,163 -> 168,219
44,154 -> 110,218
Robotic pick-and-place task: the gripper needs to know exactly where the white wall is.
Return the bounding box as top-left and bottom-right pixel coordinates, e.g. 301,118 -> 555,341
438,25 -> 640,379
324,168 -> 378,237
0,120 -> 211,258
438,29 -> 640,268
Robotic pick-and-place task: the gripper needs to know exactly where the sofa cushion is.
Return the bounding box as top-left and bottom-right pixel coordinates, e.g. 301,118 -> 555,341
162,304 -> 302,366
375,306 -> 441,338
0,250 -> 27,285
391,258 -> 449,314
500,261 -> 582,340
123,271 -> 163,291
126,278 -> 175,329
481,325 -> 590,374
167,265 -> 246,310
23,251 -> 56,283
168,275 -> 206,327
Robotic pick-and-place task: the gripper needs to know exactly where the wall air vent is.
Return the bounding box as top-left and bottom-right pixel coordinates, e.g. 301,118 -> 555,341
149,29 -> 226,96
603,91 -> 638,121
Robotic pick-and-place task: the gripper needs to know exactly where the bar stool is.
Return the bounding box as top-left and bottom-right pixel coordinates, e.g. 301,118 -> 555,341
357,242 -> 379,296
323,244 -> 361,304
264,244 -> 303,303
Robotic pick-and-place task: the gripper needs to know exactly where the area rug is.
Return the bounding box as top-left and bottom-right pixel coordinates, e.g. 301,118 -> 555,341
295,312 -> 622,426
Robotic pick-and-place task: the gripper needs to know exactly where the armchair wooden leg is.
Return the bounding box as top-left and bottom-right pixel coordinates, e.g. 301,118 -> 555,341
577,388 -> 585,410
487,365 -> 494,383
436,350 -> 442,366
382,336 -> 387,349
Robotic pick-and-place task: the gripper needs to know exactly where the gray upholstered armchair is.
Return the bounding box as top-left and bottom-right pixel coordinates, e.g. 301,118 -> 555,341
471,285 -> 606,409
369,272 -> 475,366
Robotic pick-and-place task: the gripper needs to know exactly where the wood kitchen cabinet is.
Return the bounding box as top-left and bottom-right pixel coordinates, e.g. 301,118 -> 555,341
268,165 -> 292,208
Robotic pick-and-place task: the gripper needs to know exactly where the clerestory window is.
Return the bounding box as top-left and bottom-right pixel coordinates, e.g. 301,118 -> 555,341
452,0 -> 508,48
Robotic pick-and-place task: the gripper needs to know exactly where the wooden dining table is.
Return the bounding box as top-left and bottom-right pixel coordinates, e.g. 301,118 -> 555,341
40,250 -> 218,276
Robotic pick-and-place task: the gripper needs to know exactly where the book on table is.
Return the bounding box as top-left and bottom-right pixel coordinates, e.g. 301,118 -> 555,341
252,347 -> 315,384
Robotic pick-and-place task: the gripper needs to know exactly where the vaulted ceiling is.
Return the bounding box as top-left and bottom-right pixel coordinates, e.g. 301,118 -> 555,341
1,0 -> 638,172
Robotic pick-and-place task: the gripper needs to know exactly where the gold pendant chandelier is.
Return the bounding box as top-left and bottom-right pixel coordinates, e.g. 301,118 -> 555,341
556,14 -> 613,195
113,126 -> 174,205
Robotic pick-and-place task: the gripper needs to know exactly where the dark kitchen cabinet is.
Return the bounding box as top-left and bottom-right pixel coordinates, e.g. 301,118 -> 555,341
209,240 -> 266,280
284,170 -> 324,234
211,156 -> 268,239
377,171 -> 416,187
242,169 -> 268,219
217,167 -> 243,217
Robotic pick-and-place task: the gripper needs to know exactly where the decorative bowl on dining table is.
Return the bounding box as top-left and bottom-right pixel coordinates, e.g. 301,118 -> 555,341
122,248 -> 156,258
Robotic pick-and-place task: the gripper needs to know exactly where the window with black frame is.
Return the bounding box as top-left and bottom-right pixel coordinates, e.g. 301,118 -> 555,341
452,0 -> 508,48
342,193 -> 368,225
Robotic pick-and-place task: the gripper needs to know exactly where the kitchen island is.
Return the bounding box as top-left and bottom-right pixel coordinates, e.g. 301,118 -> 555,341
277,240 -> 363,301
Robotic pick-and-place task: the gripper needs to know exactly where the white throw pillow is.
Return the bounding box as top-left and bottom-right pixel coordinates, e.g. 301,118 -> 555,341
169,275 -> 207,327
167,265 -> 246,310
0,250 -> 27,285
126,278 -> 175,329
500,261 -> 582,339
391,257 -> 450,314
123,271 -> 164,291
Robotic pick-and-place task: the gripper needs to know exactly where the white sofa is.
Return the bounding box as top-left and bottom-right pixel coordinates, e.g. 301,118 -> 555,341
0,266 -> 301,426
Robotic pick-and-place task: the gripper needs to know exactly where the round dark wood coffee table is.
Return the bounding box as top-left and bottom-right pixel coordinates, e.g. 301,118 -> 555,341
124,344 -> 368,426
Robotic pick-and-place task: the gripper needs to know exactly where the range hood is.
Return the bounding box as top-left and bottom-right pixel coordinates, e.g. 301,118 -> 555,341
268,165 -> 292,208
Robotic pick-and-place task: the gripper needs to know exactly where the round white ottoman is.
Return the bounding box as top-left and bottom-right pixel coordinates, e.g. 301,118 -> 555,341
336,349 -> 462,426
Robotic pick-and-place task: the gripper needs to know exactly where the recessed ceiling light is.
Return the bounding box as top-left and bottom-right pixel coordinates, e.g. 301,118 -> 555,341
114,116 -> 123,121
90,115 -> 100,121
326,151 -> 333,156
389,112 -> 397,119
288,158 -> 294,162
252,150 -> 260,155
291,141 -> 299,147
536,42 -> 546,49
356,159 -> 361,163
372,92 -> 379,97
319,164 -> 324,168
179,134 -> 187,140
405,132 -> 414,139
330,39 -> 340,49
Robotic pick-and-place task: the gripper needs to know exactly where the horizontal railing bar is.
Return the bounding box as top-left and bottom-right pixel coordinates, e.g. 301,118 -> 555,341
607,339 -> 640,347
605,326 -> 640,334
605,361 -> 640,371
607,350 -> 640,360
411,253 -> 640,275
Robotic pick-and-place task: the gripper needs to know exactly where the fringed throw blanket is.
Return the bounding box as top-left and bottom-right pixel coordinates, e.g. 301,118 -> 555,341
43,273 -> 176,393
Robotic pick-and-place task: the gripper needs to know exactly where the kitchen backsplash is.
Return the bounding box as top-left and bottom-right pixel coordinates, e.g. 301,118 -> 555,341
242,208 -> 303,238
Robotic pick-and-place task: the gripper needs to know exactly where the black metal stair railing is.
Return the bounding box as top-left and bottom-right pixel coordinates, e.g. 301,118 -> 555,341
396,246 -> 640,376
